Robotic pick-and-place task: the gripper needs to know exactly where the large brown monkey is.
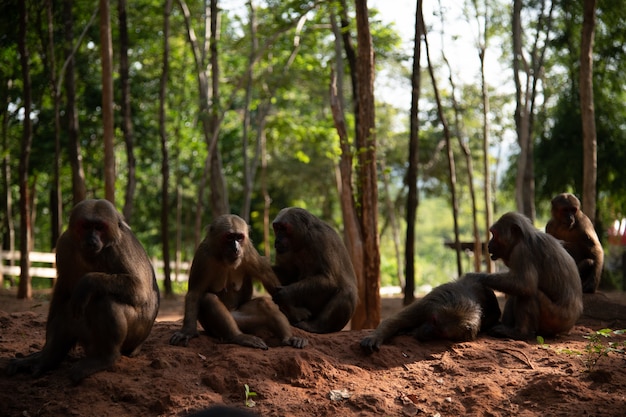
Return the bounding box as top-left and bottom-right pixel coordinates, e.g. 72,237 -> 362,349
466,212 -> 583,340
270,207 -> 358,333
546,193 -> 604,293
360,275 -> 501,353
6,199 -> 160,384
169,214 -> 307,350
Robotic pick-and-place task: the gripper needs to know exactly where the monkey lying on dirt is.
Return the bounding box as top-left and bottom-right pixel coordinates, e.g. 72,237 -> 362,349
360,274 -> 501,353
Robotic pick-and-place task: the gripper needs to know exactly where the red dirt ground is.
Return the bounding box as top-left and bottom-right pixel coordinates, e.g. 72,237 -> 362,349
1,288 -> 626,416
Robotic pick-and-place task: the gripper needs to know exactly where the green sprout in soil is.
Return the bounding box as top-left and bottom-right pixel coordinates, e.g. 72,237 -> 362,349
537,329 -> 626,372
244,384 -> 257,408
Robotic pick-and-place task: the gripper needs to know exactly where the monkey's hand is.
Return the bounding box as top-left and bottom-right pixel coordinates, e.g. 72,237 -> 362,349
282,336 -> 308,349
271,286 -> 288,304
231,334 -> 268,350
5,352 -> 42,376
360,335 -> 382,354
169,329 -> 199,347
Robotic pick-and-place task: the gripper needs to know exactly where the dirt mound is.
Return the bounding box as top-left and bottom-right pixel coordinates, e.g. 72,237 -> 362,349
1,290 -> 625,416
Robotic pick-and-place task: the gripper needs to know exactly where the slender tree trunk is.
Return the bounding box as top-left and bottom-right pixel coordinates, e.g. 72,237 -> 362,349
208,0 -> 229,218
422,9 -> 462,277
18,0 -> 32,299
64,0 -> 87,205
404,0 -> 422,305
580,0 -> 597,222
119,0 -> 136,222
2,81 -> 15,287
512,0 -> 553,221
473,0 -> 494,272
100,0 -> 115,203
160,0 -> 174,295
46,0 -> 62,252
380,159 -> 404,287
240,0 -> 257,222
338,0 -> 358,137
330,6 -> 363,329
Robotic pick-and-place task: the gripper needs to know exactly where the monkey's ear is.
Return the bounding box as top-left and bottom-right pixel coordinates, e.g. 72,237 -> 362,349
510,223 -> 523,240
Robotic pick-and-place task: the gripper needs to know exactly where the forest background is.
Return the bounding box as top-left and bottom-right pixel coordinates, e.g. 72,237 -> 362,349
1,0 -> 625,326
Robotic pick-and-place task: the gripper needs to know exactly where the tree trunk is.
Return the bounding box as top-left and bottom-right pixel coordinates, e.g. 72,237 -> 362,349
1,77 -> 15,287
119,0 -> 136,222
512,0 -> 553,221
404,0 -> 422,305
474,0 -> 494,272
422,9 -> 462,277
352,0 -> 380,330
64,0 -> 87,205
100,0 -> 115,203
18,0 -> 32,299
208,0 -> 229,217
160,0 -> 174,296
46,0 -> 62,252
580,0 -> 597,222
329,8 -> 363,298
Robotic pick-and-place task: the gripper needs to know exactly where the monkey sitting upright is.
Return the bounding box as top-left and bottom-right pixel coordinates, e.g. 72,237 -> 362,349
170,214 -> 307,350
466,212 -> 583,340
6,199 -> 160,384
546,193 -> 604,293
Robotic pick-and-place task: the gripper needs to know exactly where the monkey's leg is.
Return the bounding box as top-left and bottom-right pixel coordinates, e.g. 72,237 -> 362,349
7,313 -> 76,377
69,298 -> 129,384
197,293 -> 268,350
488,296 -> 538,340
235,298 -> 308,349
296,288 -> 355,333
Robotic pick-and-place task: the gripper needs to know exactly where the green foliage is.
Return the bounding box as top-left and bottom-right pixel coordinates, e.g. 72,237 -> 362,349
244,384 -> 257,408
538,329 -> 626,373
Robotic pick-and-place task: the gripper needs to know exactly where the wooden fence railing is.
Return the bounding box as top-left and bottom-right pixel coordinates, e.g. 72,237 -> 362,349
0,251 -> 191,282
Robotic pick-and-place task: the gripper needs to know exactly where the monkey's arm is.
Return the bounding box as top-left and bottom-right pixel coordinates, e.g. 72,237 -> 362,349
274,273 -> 337,301
170,258 -> 214,346
70,272 -> 145,317
360,302 -> 427,354
464,271 -> 537,297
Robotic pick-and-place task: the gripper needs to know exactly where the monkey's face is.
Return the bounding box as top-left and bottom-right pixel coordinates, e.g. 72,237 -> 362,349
221,232 -> 245,265
272,222 -> 292,255
554,205 -> 577,229
487,226 -> 514,264
77,219 -> 111,257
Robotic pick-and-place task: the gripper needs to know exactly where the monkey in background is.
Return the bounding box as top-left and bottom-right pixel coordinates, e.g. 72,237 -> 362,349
466,212 -> 583,340
269,207 -> 358,334
170,214 -> 307,350
360,274 -> 501,353
6,199 -> 160,384
546,193 -> 604,293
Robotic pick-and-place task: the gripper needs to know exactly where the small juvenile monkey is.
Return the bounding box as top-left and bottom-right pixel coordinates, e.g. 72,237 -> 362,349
170,214 -> 306,350
360,275 -> 501,353
546,193 -> 604,293
6,199 -> 160,384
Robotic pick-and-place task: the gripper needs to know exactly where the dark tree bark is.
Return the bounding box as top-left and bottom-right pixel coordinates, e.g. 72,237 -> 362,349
580,0 -> 597,221
100,0 -> 115,203
351,0 -> 380,330
119,0 -> 137,222
422,8 -> 462,277
17,0 -> 33,299
159,0 -> 174,295
207,0 -> 229,218
404,0 -> 422,306
45,0 -> 62,252
64,0 -> 87,205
